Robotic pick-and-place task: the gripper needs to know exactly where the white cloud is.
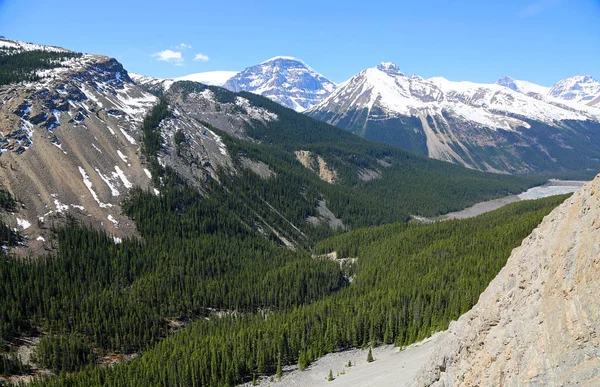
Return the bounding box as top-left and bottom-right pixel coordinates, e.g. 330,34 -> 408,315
174,43 -> 192,50
518,0 -> 561,17
193,53 -> 210,62
153,49 -> 184,64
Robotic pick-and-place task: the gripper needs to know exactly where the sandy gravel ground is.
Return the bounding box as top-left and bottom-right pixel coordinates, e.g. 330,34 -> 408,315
438,180 -> 586,221
242,333 -> 442,387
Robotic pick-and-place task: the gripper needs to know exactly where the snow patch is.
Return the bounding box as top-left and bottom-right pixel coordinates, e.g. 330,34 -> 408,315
117,150 -> 129,164
107,214 -> 119,227
16,218 -> 31,230
114,166 -> 133,188
54,199 -> 69,213
118,127 -> 137,145
78,166 -> 112,208
95,168 -> 120,196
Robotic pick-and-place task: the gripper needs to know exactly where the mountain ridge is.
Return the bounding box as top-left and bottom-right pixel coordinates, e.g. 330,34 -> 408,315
307,62 -> 600,174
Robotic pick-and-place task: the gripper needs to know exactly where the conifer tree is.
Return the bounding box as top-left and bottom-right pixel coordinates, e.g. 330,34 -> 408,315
276,353 -> 282,379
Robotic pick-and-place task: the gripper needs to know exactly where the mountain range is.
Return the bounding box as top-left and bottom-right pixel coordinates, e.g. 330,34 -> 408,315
0,38 -> 538,254
150,57 -> 600,174
132,56 -> 337,112
307,63 -> 600,173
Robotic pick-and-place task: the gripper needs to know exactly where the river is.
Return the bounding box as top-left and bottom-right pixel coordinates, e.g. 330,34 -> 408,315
416,179 -> 587,222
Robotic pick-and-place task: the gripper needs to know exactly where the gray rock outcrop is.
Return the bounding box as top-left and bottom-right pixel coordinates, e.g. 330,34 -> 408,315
415,175 -> 600,386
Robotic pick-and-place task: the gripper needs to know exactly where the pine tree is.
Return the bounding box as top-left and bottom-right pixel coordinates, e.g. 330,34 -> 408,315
276,352 -> 282,379
328,369 -> 334,381
367,347 -> 374,363
298,351 -> 308,371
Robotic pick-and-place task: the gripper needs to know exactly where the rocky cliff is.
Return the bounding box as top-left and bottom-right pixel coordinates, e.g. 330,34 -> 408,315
415,175 -> 600,386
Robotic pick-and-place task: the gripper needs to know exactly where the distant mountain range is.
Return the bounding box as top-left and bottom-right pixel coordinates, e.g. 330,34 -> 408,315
307,63 -> 600,173
135,55 -> 600,174
134,57 -> 336,112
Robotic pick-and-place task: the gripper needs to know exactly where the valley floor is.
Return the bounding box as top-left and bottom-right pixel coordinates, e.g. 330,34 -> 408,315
433,179 -> 586,221
242,333 -> 442,387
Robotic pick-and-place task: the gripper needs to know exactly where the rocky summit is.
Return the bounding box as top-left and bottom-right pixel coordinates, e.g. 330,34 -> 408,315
416,174 -> 600,386
223,56 -> 336,112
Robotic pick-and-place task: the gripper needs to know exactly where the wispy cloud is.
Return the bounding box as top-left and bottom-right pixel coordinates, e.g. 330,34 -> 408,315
153,49 -> 184,65
193,53 -> 210,62
174,43 -> 192,50
518,0 -> 561,17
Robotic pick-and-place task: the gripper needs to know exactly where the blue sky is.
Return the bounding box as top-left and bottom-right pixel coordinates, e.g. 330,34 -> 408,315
0,0 -> 598,85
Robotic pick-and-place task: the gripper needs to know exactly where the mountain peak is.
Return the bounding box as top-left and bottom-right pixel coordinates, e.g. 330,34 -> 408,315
376,62 -> 404,76
496,75 -> 519,92
260,56 -> 304,64
549,75 -> 600,104
223,57 -> 336,111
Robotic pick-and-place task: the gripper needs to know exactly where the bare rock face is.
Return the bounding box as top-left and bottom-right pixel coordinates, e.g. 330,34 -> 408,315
0,43 -> 240,254
0,53 -> 157,252
415,175 -> 600,386
294,150 -> 339,184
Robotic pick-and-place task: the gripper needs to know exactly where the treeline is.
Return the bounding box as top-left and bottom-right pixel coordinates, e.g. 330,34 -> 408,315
22,195 -> 567,386
0,49 -> 82,86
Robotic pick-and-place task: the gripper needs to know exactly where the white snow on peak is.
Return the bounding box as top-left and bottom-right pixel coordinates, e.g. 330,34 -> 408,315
549,75 -> 600,107
376,62 -> 405,77
175,71 -> 239,86
496,76 -> 550,97
496,75 -> 600,110
130,73 -> 175,91
223,57 -> 336,111
310,66 -> 600,132
0,38 -> 70,53
260,56 -> 306,65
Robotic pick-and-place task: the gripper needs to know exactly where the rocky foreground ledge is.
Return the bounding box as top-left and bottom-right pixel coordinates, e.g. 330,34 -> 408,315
415,174 -> 600,386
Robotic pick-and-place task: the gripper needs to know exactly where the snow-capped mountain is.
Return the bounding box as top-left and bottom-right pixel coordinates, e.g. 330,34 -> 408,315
308,62 -> 600,173
496,75 -> 600,109
223,56 -> 336,112
496,76 -> 550,99
130,71 -> 238,92
548,75 -> 600,108
0,39 -> 241,252
130,72 -> 175,91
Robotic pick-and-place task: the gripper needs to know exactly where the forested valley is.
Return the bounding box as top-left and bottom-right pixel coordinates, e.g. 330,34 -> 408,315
0,84 -> 569,386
